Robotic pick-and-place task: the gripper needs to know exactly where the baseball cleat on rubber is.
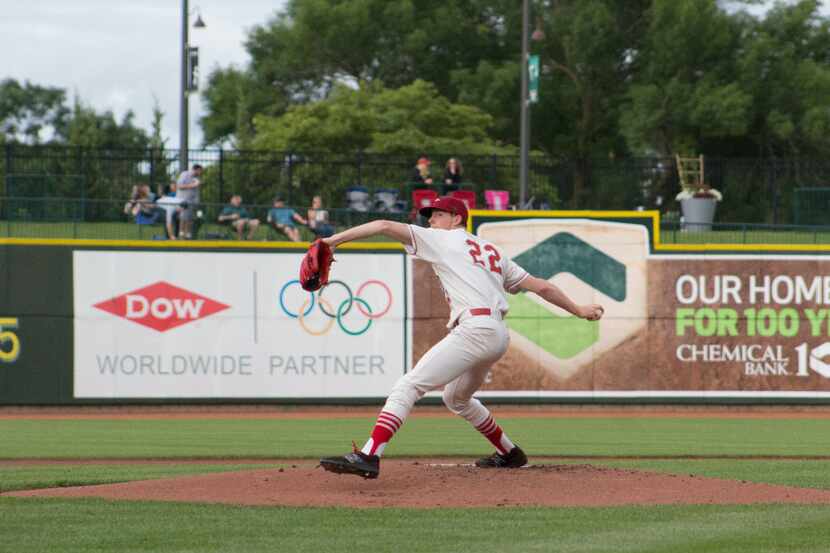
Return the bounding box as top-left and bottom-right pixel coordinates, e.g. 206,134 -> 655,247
476,446 -> 528,468
320,449 -> 380,479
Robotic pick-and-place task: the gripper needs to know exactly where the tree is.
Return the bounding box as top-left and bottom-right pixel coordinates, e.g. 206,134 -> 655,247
231,80 -> 514,206
203,0 -> 655,207
56,99 -> 152,201
244,0 -> 520,95
619,0 -> 752,156
199,66 -> 285,147
60,98 -> 149,150
202,0 -> 524,146
251,79 -> 506,155
735,0 -> 830,157
534,0 -> 651,206
0,79 -> 69,144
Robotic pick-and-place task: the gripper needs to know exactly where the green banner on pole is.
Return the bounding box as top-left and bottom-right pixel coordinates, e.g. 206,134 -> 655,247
528,55 -> 540,103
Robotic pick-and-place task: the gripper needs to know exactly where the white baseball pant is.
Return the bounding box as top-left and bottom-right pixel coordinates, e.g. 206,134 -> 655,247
383,315 -> 509,428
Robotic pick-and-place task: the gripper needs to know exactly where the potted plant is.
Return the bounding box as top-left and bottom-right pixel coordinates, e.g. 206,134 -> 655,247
676,183 -> 722,232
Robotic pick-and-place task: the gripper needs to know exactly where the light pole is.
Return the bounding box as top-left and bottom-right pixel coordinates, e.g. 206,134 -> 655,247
519,1 -> 544,208
519,0 -> 530,208
180,0 -> 205,173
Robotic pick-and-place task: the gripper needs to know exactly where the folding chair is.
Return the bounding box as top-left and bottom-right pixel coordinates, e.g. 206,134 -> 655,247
410,189 -> 439,222
484,190 -> 509,210
449,189 -> 477,210
345,186 -> 371,212
373,188 -> 406,213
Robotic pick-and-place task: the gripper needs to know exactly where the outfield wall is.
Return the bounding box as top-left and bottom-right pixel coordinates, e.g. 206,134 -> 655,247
2,211 -> 830,404
0,243 -> 410,404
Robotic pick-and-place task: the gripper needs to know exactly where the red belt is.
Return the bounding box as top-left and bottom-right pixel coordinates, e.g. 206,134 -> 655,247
453,308 -> 493,327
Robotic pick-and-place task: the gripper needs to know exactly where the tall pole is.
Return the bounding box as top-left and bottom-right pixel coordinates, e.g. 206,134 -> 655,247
519,0 -> 530,208
180,0 -> 189,173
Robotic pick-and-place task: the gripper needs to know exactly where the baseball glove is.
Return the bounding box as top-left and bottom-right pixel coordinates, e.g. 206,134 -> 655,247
299,239 -> 335,292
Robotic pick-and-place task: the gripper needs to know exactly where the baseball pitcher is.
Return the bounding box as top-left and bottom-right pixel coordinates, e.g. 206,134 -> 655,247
315,196 -> 604,478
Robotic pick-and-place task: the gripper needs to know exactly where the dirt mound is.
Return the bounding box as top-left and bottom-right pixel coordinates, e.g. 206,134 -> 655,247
8,460 -> 830,508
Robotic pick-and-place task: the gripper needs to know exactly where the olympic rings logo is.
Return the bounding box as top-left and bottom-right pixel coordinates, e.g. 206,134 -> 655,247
278,279 -> 393,336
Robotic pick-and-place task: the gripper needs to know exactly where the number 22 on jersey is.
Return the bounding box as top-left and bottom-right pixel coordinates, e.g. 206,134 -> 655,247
466,239 -> 502,274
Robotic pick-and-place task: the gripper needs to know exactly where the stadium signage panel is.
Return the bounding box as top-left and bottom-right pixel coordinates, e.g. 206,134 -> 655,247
73,251 -> 407,398
467,217 -> 830,397
0,317 -> 21,363
671,271 -> 830,380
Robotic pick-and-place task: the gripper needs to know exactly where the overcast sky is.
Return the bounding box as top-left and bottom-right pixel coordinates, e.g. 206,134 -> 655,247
2,1 -> 827,151
0,0 -> 286,149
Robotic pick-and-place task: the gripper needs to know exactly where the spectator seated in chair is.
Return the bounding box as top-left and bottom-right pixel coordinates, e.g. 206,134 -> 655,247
307,194 -> 335,238
441,157 -> 464,195
218,194 -> 260,240
124,184 -> 161,225
267,197 -> 307,242
410,156 -> 434,187
155,182 -> 183,240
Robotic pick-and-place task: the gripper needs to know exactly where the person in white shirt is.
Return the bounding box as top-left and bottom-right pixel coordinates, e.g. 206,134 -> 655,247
175,164 -> 203,239
319,196 -> 604,479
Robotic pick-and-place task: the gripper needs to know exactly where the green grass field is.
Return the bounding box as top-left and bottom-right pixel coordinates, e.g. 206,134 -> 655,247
3,415 -> 830,552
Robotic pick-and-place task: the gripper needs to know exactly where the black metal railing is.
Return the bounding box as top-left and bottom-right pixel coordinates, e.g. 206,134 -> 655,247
5,144 -> 830,225
0,196 -> 409,241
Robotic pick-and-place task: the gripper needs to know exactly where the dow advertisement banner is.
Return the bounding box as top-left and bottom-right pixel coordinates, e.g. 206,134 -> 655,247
73,251 -> 407,398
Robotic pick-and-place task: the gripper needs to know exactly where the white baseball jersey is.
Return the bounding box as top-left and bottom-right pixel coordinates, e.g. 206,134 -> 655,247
405,225 -> 529,327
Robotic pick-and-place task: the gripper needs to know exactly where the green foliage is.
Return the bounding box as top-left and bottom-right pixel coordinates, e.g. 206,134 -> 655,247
199,67 -> 284,147
242,80 -> 521,205
736,0 -> 830,156
620,0 -> 752,155
252,80 -> 507,156
61,98 -> 149,150
0,78 -> 68,144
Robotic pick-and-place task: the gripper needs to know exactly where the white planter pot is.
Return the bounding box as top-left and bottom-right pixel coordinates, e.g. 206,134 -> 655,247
681,198 -> 717,232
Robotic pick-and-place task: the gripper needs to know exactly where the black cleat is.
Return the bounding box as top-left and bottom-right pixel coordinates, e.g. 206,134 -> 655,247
475,446 -> 528,468
320,447 -> 380,479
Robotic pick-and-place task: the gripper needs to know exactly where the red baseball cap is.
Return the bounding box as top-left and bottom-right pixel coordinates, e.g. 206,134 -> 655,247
419,195 -> 468,225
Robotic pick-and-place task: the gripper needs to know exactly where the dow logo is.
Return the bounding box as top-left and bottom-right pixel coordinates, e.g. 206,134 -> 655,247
478,219 -> 648,380
93,281 -> 230,332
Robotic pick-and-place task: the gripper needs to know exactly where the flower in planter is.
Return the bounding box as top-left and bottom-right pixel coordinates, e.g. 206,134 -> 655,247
676,184 -> 722,202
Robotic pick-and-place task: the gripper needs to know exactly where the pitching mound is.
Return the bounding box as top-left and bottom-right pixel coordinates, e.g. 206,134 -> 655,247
8,459 -> 830,508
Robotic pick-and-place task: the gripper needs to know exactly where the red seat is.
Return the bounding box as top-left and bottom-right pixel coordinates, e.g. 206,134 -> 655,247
484,189 -> 509,210
412,189 -> 439,209
410,189 -> 439,221
449,189 -> 476,210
